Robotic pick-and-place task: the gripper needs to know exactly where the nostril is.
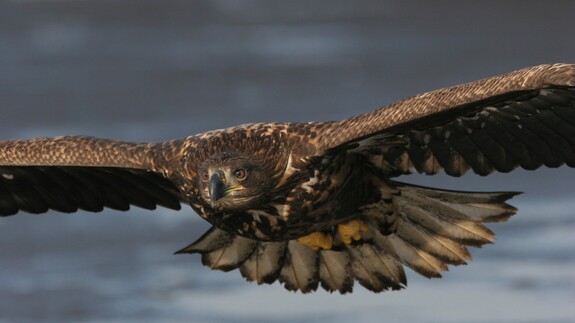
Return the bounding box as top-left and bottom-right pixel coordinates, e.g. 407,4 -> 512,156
216,169 -> 225,182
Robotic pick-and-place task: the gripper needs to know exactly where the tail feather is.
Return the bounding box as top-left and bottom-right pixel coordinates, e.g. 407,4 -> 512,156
318,250 -> 353,293
395,216 -> 471,265
201,235 -> 256,272
446,200 -> 518,222
399,184 -> 519,222
400,202 -> 495,245
177,181 -> 518,293
384,234 -> 447,278
278,241 -> 319,292
394,182 -> 518,246
174,226 -> 234,254
239,241 -> 285,284
348,243 -> 406,291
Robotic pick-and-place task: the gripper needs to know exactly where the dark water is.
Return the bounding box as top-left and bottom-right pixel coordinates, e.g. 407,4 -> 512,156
0,1 -> 574,322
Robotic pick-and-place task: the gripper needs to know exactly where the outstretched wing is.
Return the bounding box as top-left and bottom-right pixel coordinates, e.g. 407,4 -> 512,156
0,136 -> 185,216
319,63 -> 575,176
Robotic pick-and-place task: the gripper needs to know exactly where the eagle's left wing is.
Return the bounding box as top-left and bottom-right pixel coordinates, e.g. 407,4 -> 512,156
319,63 -> 575,176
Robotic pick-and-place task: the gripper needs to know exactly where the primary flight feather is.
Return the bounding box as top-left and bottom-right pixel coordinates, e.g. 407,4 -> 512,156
1,63 -> 574,293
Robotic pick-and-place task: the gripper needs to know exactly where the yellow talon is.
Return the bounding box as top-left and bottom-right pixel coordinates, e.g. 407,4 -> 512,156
297,231 -> 333,250
337,219 -> 368,244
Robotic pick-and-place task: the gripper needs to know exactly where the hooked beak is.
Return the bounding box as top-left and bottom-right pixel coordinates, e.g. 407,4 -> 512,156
209,171 -> 226,203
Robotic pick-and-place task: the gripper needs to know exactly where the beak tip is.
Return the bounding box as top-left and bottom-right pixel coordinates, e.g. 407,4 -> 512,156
209,172 -> 226,203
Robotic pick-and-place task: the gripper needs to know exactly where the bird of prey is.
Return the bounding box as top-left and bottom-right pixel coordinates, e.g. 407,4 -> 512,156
1,64 -> 574,294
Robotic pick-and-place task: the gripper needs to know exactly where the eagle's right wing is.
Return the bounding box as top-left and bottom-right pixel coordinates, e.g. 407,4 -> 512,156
0,136 -> 185,216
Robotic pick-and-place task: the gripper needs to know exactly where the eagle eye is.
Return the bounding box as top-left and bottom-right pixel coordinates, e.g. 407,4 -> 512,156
201,172 -> 210,182
233,168 -> 247,181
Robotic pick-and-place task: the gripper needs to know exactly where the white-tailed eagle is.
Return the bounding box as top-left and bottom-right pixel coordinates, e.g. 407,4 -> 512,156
1,64 -> 574,293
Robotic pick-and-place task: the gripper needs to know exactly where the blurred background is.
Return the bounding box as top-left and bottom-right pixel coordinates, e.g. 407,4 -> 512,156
0,0 -> 574,322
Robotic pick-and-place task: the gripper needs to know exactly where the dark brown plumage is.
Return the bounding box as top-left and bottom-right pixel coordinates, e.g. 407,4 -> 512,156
1,63 -> 574,293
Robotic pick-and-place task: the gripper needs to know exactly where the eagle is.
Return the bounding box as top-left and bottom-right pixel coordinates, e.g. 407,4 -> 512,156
1,64 -> 574,294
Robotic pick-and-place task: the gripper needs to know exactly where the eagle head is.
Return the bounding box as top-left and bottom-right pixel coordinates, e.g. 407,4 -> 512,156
198,152 -> 274,211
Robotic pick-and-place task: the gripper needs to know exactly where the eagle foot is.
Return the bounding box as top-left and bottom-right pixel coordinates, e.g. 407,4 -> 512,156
297,231 -> 333,250
337,219 -> 368,245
